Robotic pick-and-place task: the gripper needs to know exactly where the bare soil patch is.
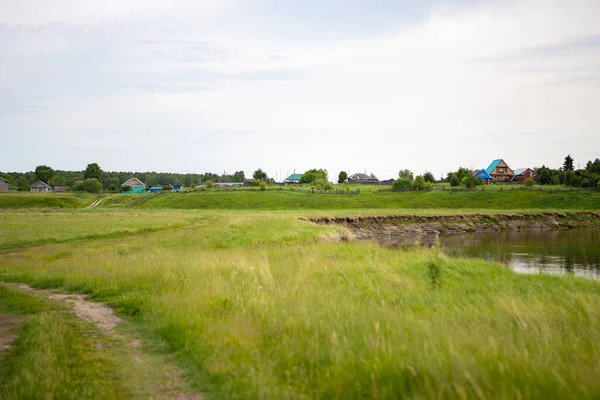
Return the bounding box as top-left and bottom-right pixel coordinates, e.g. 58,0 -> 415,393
0,313 -> 25,357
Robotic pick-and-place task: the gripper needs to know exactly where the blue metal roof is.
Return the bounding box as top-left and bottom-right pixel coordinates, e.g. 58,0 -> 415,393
486,159 -> 502,174
475,169 -> 492,180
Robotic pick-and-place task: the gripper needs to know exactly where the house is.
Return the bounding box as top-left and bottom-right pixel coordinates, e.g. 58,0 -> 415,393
170,185 -> 183,191
243,178 -> 255,187
485,159 -> 514,182
148,187 -> 162,193
284,173 -> 302,184
511,168 -> 538,184
121,178 -> 146,194
473,169 -> 492,184
54,186 -> 70,193
347,173 -> 379,185
215,182 -> 243,188
0,178 -> 8,192
30,180 -> 52,192
379,179 -> 395,186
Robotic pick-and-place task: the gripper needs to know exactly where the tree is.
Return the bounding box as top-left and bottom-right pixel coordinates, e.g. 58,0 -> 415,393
16,176 -> 30,191
398,169 -> 414,181
450,175 -> 460,187
300,169 -> 328,185
259,181 -> 267,191
81,178 -> 102,193
232,171 -> 245,182
120,185 -> 131,193
563,155 -> 574,171
393,178 -> 412,190
35,165 -> 54,184
204,180 -> 214,189
107,183 -> 119,192
423,172 -> 435,183
253,169 -> 267,181
84,163 -> 103,183
338,171 -> 348,184
412,175 -> 427,190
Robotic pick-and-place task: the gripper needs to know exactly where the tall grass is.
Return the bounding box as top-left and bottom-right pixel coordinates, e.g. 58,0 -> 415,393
1,212 -> 599,398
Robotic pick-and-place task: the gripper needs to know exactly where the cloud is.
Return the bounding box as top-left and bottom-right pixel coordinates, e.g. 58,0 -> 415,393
1,0 -> 599,178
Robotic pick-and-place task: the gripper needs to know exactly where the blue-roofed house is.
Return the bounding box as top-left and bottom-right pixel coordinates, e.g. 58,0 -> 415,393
170,185 -> 183,191
485,159 -> 514,182
473,169 -> 492,184
284,173 -> 302,184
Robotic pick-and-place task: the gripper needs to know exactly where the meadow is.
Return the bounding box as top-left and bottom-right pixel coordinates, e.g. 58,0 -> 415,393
1,206 -> 599,399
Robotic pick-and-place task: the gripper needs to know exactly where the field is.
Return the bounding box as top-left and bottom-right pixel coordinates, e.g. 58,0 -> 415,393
0,191 -> 599,399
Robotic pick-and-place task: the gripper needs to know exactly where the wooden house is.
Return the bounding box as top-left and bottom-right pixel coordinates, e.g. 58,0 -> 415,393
485,159 -> 514,182
121,178 -> 146,194
347,173 -> 379,185
30,180 -> 52,192
512,168 -> 539,184
0,178 -> 8,192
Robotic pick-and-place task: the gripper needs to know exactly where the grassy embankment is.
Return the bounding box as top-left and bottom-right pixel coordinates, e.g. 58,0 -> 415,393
0,192 -> 99,209
1,210 -> 599,399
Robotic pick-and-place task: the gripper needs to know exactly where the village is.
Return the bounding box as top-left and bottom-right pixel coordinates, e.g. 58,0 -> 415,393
1,158 -> 546,194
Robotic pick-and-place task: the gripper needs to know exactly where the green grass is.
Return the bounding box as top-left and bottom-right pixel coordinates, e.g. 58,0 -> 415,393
0,192 -> 98,209
137,189 -> 600,210
1,210 -> 599,399
0,209 -> 203,251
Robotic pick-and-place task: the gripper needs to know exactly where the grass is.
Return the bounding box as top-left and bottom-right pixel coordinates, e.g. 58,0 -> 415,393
0,209 -> 203,251
1,210 -> 599,398
0,192 -> 98,209
137,189 -> 600,210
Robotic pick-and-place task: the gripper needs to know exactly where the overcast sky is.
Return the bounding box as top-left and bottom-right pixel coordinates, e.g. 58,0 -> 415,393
1,0 -> 599,180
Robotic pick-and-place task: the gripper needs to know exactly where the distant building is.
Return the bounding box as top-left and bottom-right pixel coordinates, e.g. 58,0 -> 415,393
284,173 -> 302,184
347,173 -> 379,185
512,168 -> 539,184
485,159 -> 514,182
148,187 -> 162,193
379,179 -> 395,186
54,186 -> 70,193
215,182 -> 244,188
121,178 -> 146,194
30,180 -> 52,192
170,185 -> 183,191
473,169 -> 492,184
243,178 -> 255,187
0,178 -> 8,192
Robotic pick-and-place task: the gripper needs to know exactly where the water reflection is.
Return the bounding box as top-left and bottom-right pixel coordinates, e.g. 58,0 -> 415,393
380,228 -> 600,279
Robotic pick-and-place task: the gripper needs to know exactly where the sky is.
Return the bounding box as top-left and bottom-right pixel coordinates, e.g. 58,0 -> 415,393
1,0 -> 599,181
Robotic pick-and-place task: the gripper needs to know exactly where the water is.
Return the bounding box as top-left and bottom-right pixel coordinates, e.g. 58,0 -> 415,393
381,228 -> 600,279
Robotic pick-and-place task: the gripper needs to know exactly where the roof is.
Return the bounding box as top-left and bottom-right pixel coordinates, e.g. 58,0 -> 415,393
474,169 -> 492,179
122,178 -> 145,187
0,178 -> 8,182
513,168 -> 530,176
485,159 -> 503,174
31,180 -> 50,188
349,173 -> 378,181
285,173 -> 302,181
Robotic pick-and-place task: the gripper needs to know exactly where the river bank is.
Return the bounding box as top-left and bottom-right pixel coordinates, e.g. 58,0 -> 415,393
303,211 -> 600,239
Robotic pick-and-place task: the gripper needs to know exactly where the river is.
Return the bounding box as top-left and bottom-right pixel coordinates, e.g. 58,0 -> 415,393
381,228 -> 600,279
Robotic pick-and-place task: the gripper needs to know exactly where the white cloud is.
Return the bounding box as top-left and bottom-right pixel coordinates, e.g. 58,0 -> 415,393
1,0 -> 599,178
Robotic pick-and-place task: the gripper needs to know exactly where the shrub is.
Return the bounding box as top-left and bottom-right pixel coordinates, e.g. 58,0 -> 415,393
450,175 -> 460,187
120,185 -> 130,193
393,178 -> 412,190
81,178 -> 102,194
190,184 -> 197,190
205,180 -> 214,189
412,175 -> 427,190
107,183 -> 119,193
524,178 -> 535,188
259,181 -> 267,191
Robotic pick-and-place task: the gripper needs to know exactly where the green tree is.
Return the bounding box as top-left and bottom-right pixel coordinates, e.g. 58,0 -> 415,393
81,178 -> 102,193
412,175 -> 427,190
204,180 -> 214,189
34,165 -> 54,184
449,175 -> 460,187
338,171 -> 348,184
16,176 -> 30,191
423,172 -> 435,183
232,171 -> 245,182
253,169 -> 267,180
393,178 -> 412,190
398,169 -> 414,181
84,163 -> 103,183
563,155 -> 574,171
259,181 -> 267,191
523,178 -> 535,188
107,183 -> 119,192
300,169 -> 328,185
